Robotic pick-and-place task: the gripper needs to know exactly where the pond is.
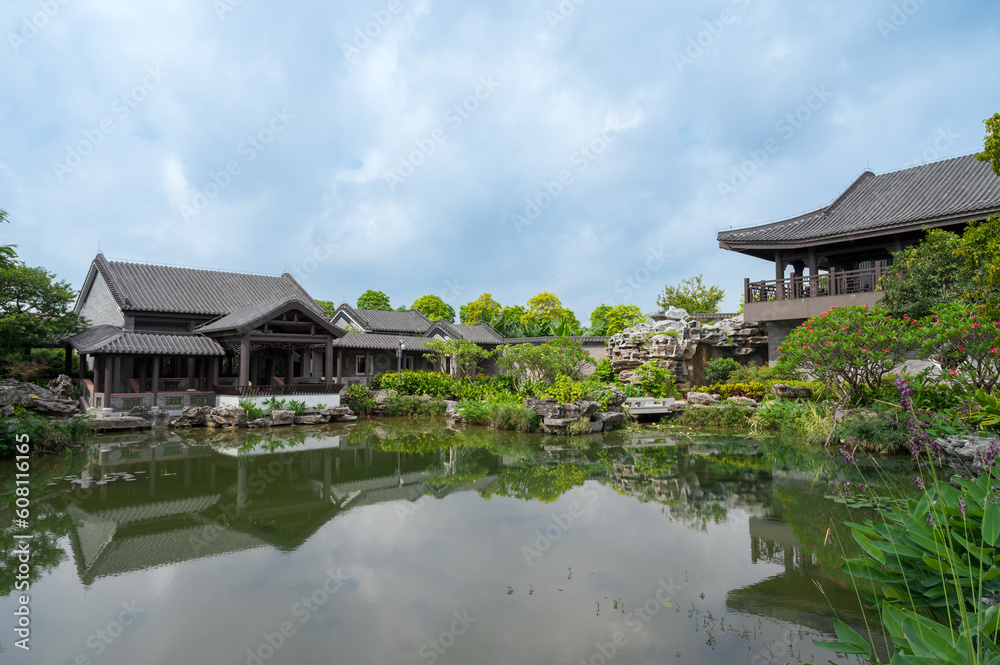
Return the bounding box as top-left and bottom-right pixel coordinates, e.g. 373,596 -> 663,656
0,420 -> 918,664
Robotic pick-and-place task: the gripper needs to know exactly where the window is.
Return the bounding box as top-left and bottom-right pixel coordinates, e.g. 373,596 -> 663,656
356,355 -> 367,376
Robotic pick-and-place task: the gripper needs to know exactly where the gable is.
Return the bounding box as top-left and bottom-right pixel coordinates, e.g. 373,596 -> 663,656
76,269 -> 125,328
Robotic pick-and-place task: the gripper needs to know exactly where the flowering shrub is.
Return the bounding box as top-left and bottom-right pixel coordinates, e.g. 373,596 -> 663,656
778,305 -> 914,404
918,302 -> 1000,393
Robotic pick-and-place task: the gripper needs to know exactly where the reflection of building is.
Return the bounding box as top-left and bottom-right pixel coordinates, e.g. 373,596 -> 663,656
60,432 -> 495,586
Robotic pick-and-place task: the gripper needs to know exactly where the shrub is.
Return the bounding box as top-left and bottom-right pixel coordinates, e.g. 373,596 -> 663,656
541,375 -> 588,403
238,398 -> 266,421
698,380 -> 825,401
918,302 -> 1000,393
749,400 -> 831,441
675,402 -> 753,429
832,409 -> 912,454
377,370 -> 458,398
632,361 -> 675,398
726,361 -> 800,384
704,357 -> 742,384
381,395 -> 448,417
593,358 -> 615,383
457,399 -> 540,432
496,338 -> 594,390
343,383 -> 377,416
778,305 -> 915,404
1,409 -> 90,457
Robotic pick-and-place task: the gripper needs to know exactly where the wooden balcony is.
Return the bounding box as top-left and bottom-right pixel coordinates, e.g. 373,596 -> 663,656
743,266 -> 886,322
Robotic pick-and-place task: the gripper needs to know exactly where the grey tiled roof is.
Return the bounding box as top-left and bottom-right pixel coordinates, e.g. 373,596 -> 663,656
94,255 -> 323,316
196,299 -> 346,336
503,336 -> 611,345
70,326 -> 225,356
429,321 -> 505,344
332,333 -> 433,352
333,304 -> 432,334
718,154 -> 1000,246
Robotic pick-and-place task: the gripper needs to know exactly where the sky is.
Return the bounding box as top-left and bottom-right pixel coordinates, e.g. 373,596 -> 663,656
1,0 -> 998,320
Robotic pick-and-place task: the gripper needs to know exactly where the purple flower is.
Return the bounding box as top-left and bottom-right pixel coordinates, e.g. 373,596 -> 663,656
914,476 -> 926,491
839,445 -> 858,466
960,496 -> 967,517
895,377 -> 913,411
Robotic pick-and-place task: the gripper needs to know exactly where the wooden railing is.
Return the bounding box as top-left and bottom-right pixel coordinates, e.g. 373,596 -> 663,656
745,266 -> 884,303
214,384 -> 345,397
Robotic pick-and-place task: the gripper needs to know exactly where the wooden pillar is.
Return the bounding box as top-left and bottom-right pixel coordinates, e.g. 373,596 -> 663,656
829,267 -> 838,296
302,350 -> 311,378
113,356 -> 122,395
265,357 -> 274,384
64,346 -> 73,376
139,356 -> 148,392
79,353 -> 87,382
94,356 -> 102,392
239,336 -> 250,387
186,357 -> 196,390
807,248 -> 818,297
366,351 -> 372,381
325,337 -> 334,385
152,356 -> 160,406
103,356 -> 113,407
209,357 -> 220,390
336,348 -> 342,383
285,349 -> 294,385
774,249 -> 785,301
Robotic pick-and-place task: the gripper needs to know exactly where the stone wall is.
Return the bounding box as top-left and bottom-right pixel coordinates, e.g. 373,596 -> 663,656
607,308 -> 768,390
79,273 -> 125,328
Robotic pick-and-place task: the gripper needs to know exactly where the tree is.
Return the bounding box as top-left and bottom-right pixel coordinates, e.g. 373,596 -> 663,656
879,229 -> 975,318
0,264 -> 86,369
356,289 -> 391,310
460,293 -> 502,325
656,275 -> 725,313
496,338 -> 593,390
0,209 -> 19,271
315,300 -> 337,317
423,338 -> 495,381
588,304 -> 647,335
523,292 -> 580,332
977,112 -> 1000,176
411,295 -> 455,323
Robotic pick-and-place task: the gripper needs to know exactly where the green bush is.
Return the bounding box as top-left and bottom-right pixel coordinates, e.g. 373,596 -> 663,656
1,409 -> 90,457
832,409 -> 912,454
918,302 -> 1000,393
697,379 -> 825,401
749,399 -> 831,442
541,375 -> 588,403
381,395 -> 448,417
238,398 -> 266,420
376,370 -> 458,398
675,402 -> 753,429
593,358 -> 616,383
343,383 -> 377,416
457,399 -> 540,432
632,361 -> 675,398
725,361 -> 800,384
704,357 -> 742,384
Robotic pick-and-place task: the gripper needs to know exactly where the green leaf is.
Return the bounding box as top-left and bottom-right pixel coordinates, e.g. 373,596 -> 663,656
984,503 -> 1000,546
854,530 -> 886,564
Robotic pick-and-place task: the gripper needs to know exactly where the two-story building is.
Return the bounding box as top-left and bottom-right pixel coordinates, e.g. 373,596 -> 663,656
718,154 -> 1000,358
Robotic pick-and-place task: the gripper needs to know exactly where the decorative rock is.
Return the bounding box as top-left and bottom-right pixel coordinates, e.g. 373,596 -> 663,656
0,379 -> 79,416
372,389 -> 397,404
577,400 -> 601,417
48,374 -> 76,401
936,435 -> 1000,476
248,418 -> 269,428
686,392 -> 718,406
169,406 -> 211,428
209,405 -> 249,428
524,398 -> 564,418
294,414 -> 330,425
771,384 -> 813,400
87,417 -> 151,432
593,411 -> 625,431
727,396 -> 759,408
268,410 -> 295,427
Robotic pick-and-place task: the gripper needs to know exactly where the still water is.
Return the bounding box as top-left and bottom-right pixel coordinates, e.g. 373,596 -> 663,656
0,420 -> 911,664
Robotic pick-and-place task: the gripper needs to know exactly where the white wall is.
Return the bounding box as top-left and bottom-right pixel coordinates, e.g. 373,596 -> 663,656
217,393 -> 341,411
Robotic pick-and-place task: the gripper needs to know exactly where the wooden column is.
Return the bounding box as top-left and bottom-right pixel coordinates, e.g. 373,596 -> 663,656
239,336 -> 250,387
113,357 -> 122,395
186,358 -> 196,390
807,248 -> 818,297
209,357 -> 220,390
94,356 -> 102,392
302,350 -> 311,378
64,346 -> 73,376
829,267 -> 839,296
103,356 -> 113,408
324,337 -> 334,385
152,356 -> 160,406
79,353 -> 87,383
285,349 -> 294,385
366,351 -> 372,382
774,249 -> 785,301
336,348 -> 342,383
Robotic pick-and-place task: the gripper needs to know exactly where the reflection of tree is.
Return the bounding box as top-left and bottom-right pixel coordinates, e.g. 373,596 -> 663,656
481,464 -> 591,503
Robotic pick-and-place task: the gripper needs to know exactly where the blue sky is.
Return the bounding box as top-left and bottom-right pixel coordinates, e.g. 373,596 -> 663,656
1,0 -> 998,319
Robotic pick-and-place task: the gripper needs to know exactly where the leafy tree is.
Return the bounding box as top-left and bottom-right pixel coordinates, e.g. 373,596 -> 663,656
523,292 -> 570,326
956,214 -> 1000,307
879,229 -> 974,318
656,275 -> 725,314
423,338 -> 496,381
588,305 -> 612,333
496,338 -> 593,390
0,264 -> 86,370
977,112 -> 1000,176
411,295 -> 455,323
604,305 -> 646,335
315,299 -> 337,317
461,293 -> 503,325
356,289 -> 391,310
0,209 -> 17,271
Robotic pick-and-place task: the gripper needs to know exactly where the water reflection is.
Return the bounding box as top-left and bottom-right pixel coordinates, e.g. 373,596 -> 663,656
0,421 -> 909,664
